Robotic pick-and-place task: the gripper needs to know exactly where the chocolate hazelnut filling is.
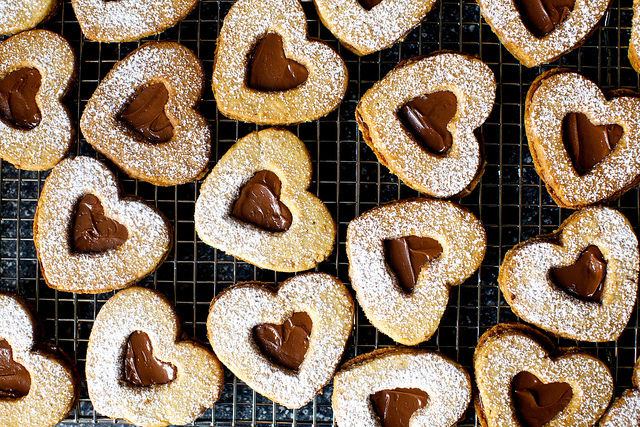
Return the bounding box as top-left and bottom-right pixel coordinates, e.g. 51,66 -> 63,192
513,0 -> 575,38
124,331 -> 177,387
72,194 -> 128,253
358,0 -> 384,10
550,245 -> 606,302
512,371 -> 572,427
370,388 -> 429,427
253,312 -> 312,371
248,33 -> 308,92
0,68 -> 42,130
384,236 -> 443,293
0,339 -> 30,398
119,82 -> 174,143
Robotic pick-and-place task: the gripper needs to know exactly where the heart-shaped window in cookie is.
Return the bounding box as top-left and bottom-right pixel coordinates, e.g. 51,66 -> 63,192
512,0 -> 575,38
253,312 -> 312,371
384,236 -> 443,293
0,338 -> 31,398
549,245 -> 607,302
0,67 -> 42,130
370,388 -> 429,427
357,0 -> 383,10
512,371 -> 573,427
72,194 -> 129,253
123,331 -> 177,387
247,33 -> 309,92
119,82 -> 174,143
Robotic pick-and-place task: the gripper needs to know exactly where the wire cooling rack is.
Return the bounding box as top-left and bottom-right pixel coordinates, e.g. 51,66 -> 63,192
1,0 -> 639,425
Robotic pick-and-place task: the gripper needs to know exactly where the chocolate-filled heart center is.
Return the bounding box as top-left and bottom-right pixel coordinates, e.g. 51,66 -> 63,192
72,194 -> 129,253
358,0 -> 384,10
398,91 -> 457,155
384,236 -> 443,293
512,371 -> 573,427
370,388 -> 429,427
0,68 -> 42,130
253,312 -> 312,371
513,0 -> 575,38
0,339 -> 31,398
123,331 -> 177,387
562,112 -> 623,175
550,245 -> 606,302
119,82 -> 174,143
232,170 -> 293,232
248,33 -> 309,92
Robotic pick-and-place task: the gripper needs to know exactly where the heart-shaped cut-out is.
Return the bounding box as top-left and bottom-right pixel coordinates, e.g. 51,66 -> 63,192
0,67 -> 42,129
71,0 -> 199,42
81,42 -> 210,186
33,156 -> 173,294
384,235 -> 443,293
525,70 -> 640,208
207,273 -> 354,409
513,0 -> 574,38
499,206 -> 638,342
0,338 -> 31,398
123,331 -> 177,387
399,91 -> 457,155
248,33 -> 309,92
600,357 -> 640,425
549,245 -> 606,302
87,287 -> 224,427
195,128 -> 336,273
512,371 -> 573,427
212,0 -> 348,125
253,312 -> 312,371
73,194 -> 129,253
0,0 -> 59,35
332,348 -> 471,427
474,323 -> 613,427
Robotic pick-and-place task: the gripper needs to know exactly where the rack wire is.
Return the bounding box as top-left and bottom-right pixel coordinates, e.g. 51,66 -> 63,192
0,0 -> 639,424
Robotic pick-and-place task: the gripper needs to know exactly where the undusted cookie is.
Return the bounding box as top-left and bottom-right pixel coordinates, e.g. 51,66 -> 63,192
33,156 -> 173,294
631,0 -> 640,73
356,52 -> 495,198
86,286 -> 224,427
0,29 -> 75,171
0,291 -> 78,427
81,41 -> 210,186
0,0 -> 59,35
600,357 -> 640,426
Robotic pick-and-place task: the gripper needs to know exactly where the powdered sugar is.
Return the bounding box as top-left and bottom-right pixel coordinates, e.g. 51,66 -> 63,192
0,0 -> 57,35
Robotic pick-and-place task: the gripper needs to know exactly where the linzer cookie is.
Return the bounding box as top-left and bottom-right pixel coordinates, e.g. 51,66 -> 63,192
86,286 -> 224,427
0,0 -> 59,35
332,348 -> 471,427
631,0 -> 640,73
600,357 -> 640,426
33,156 -> 172,294
0,292 -> 78,427
474,323 -> 613,427
347,198 -> 486,345
499,206 -> 639,342
207,273 -> 354,409
195,128 -> 336,272
211,0 -> 348,125
71,0 -> 199,42
356,52 -> 495,198
81,42 -> 210,186
0,30 -> 75,171
525,69 -> 640,208
477,0 -> 610,66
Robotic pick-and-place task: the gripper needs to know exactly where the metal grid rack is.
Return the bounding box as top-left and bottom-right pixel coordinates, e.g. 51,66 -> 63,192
1,0 -> 639,425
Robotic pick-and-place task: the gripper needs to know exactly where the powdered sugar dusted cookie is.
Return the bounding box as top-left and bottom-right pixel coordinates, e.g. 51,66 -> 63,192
0,0 -> 59,35
212,0 -> 348,125
347,198 -> 486,345
195,128 -> 335,272
81,42 -> 210,186
86,286 -> 224,427
0,29 -> 75,171
207,273 -> 354,409
525,69 -> 640,208
33,156 -> 172,294
356,52 -> 495,198
499,206 -> 639,342
474,323 -> 613,427
333,348 -> 471,427
0,291 -> 78,427
600,357 -> 640,426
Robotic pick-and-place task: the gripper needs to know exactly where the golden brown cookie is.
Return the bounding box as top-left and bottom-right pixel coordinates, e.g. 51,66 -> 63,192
212,0 -> 348,125
0,29 -> 75,171
356,52 -> 495,198
86,286 -> 224,427
33,156 -> 173,294
0,291 -> 78,427
81,41 -> 210,186
630,0 -> 640,73
332,347 -> 471,427
499,206 -> 639,342
194,128 -> 336,273
207,273 -> 354,409
525,69 -> 640,209
600,357 -> 640,426
474,323 -> 613,427
0,0 -> 59,35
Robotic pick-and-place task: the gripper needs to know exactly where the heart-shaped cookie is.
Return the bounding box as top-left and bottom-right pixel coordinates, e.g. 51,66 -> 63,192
600,357 -> 640,425
0,0 -> 59,35
526,69 -> 640,208
499,206 -> 638,342
0,291 -> 78,427
194,128 -> 336,272
211,0 -> 348,125
356,52 -> 495,198
207,273 -> 354,409
33,156 -> 173,293
0,30 -> 75,171
347,198 -> 486,345
474,323 -> 613,427
333,348 -> 471,427
86,286 -> 224,427
71,0 -> 199,42
477,0 -> 610,67
81,42 -> 210,186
